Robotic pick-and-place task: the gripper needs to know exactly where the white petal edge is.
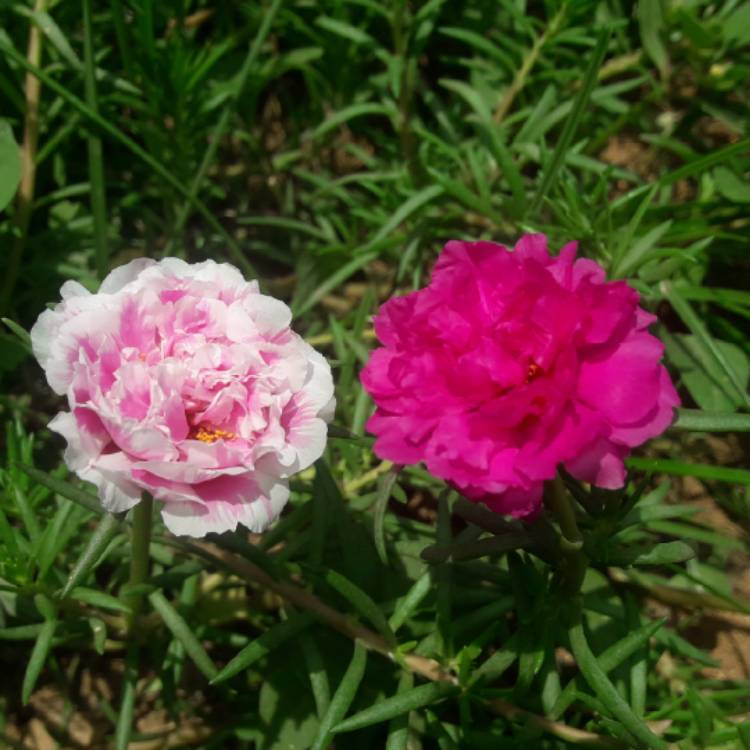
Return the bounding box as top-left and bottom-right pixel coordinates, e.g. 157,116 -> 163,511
159,478 -> 289,537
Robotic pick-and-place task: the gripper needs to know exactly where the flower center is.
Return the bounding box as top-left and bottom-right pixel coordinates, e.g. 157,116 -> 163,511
525,361 -> 543,383
190,425 -> 236,443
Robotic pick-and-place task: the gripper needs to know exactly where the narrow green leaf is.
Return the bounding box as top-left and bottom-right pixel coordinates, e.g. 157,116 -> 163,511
619,502 -> 697,528
611,183 -> 658,268
435,493 -> 454,657
625,595 -> 647,717
315,16 -> 375,45
528,29 -> 610,216
479,123 -> 526,216
322,569 -> 395,644
638,0 -> 668,77
168,0 -> 283,247
21,616 -> 57,704
0,41 -> 255,277
367,184 -> 444,249
238,215 -> 330,241
310,103 -> 395,141
0,624 -> 44,641
605,541 -> 695,567
626,456 -> 750,485
664,330 -> 749,412
114,643 -> 138,750
211,613 -> 315,684
82,0 -> 108,279
449,596 -> 514,639
311,641 -> 368,750
737,721 -> 750,749
439,78 -> 492,122
70,586 -> 131,613
373,466 -> 400,564
388,572 -> 432,632
473,632 -> 520,684
568,610 -> 668,749
1,317 -> 32,352
34,499 -> 76,579
148,590 -> 217,680
653,626 -> 716,667
713,166 -> 750,203
294,251 -> 379,317
17,464 -> 101,514
613,220 -> 672,278
334,681 -> 458,734
18,7 -> 82,69
647,520 -> 745,550
309,459 -> 337,565
673,408 -> 750,432
422,532 -> 532,563
301,633 -> 331,719
658,137 -> 750,187
0,121 -> 21,212
385,671 -> 413,750
10,485 -> 41,544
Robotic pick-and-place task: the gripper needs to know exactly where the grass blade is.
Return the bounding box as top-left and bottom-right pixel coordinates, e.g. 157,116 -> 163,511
148,590 -> 218,681
114,642 -> 138,750
70,586 -> 131,613
368,184 -> 444,248
528,29 -> 610,217
311,641 -> 368,750
612,220 -> 672,278
211,613 -> 315,684
21,615 -> 56,704
333,681 -> 458,734
82,0 -> 108,279
322,569 -> 396,644
301,633 -> 331,719
625,594 -> 647,717
0,41 -> 256,278
673,408 -> 750,432
294,251 -> 378,317
388,572 -> 432,632
658,136 -> 750,187
605,541 -> 695,567
662,281 -> 750,408
567,609 -> 667,749
167,0 -> 283,246
17,464 -> 101,514
626,456 -> 750,485
373,465 -> 400,564
1,317 -> 32,352
385,671 -> 413,750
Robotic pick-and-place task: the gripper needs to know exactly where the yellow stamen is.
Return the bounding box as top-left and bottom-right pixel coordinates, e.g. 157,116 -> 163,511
192,425 -> 236,443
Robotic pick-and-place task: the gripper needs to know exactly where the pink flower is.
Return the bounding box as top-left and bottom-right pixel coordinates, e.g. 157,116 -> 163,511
361,235 -> 679,517
31,258 -> 335,537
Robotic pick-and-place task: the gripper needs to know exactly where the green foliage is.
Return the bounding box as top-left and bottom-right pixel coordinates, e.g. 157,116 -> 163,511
0,121 -> 21,212
1,0 -> 749,748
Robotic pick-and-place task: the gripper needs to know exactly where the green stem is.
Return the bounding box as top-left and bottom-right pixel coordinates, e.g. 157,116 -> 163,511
126,493 -> 153,628
117,494 -> 152,749
544,475 -> 587,596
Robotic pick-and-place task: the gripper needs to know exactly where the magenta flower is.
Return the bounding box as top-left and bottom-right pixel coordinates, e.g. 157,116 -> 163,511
361,235 -> 679,517
31,258 -> 335,537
